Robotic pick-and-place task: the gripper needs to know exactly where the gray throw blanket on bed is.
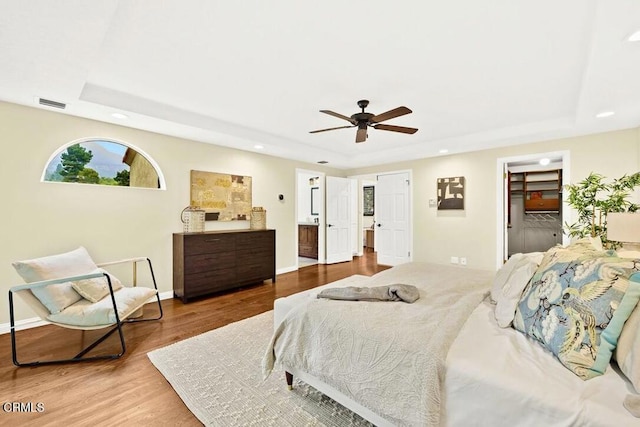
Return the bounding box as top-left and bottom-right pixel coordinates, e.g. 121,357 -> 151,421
317,283 -> 420,303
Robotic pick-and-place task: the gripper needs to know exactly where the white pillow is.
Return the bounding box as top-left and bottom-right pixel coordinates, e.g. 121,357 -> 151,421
494,258 -> 540,328
617,250 -> 640,259
71,268 -> 123,303
12,247 -> 98,314
490,254 -> 524,303
491,253 -> 544,302
589,235 -> 604,251
23,281 -> 82,315
615,272 -> 640,393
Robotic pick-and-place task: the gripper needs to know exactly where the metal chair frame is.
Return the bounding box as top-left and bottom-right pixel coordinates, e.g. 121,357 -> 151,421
9,257 -> 163,367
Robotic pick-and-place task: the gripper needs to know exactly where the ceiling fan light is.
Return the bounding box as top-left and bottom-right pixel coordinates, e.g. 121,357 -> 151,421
310,100 -> 417,143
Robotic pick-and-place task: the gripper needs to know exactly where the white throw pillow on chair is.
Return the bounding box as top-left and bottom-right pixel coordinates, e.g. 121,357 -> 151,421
12,247 -> 99,313
72,268 -> 123,303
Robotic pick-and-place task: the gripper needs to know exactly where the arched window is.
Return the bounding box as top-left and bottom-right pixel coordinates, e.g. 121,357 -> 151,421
42,138 -> 165,189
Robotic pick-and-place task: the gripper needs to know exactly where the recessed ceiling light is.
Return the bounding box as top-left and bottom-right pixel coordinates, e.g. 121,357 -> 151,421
111,112 -> 128,119
595,111 -> 615,118
539,158 -> 550,166
628,30 -> 640,42
439,149 -> 448,154
254,144 -> 264,150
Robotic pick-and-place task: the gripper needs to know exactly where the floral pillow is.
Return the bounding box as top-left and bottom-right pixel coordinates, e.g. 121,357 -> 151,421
513,243 -> 640,380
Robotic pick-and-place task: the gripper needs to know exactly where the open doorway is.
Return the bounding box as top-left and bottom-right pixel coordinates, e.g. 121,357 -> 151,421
348,171 -> 413,266
362,179 -> 376,255
496,151 -> 570,269
296,169 -> 325,268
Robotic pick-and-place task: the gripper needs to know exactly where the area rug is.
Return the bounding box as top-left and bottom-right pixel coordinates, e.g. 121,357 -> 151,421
148,311 -> 372,426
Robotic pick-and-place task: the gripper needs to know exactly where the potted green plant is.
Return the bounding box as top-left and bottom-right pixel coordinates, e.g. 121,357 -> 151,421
564,172 -> 640,248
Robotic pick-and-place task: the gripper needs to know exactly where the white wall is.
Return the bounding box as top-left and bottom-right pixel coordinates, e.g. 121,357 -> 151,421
0,102 -> 343,324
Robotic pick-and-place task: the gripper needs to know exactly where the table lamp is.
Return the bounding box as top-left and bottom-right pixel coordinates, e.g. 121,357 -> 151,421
607,212 -> 640,251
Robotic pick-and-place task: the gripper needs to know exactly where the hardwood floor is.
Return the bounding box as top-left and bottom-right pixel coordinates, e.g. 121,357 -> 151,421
0,251 -> 387,426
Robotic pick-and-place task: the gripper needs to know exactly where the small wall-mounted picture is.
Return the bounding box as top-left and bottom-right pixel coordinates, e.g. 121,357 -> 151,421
363,186 -> 375,216
437,176 -> 465,210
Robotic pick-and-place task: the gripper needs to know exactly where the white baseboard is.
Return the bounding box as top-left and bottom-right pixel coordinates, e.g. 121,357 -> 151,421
0,290 -> 175,335
277,265 -> 298,275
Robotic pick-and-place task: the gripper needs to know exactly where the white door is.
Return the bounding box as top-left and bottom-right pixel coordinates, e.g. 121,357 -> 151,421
376,172 -> 411,266
326,176 -> 353,264
502,163 -> 509,264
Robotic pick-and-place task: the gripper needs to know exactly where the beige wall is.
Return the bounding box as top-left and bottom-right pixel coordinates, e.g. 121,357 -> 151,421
2,100 -> 639,325
349,129 -> 640,271
0,102 -> 342,324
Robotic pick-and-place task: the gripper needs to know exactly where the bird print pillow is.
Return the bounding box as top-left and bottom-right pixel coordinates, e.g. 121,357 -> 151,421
513,243 -> 640,380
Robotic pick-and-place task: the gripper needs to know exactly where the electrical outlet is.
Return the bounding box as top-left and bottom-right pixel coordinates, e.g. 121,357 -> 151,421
460,257 -> 467,266
450,256 -> 459,264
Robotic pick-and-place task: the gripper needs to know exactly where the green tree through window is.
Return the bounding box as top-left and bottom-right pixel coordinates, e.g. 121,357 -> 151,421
60,144 -> 93,182
78,168 -> 100,184
115,170 -> 130,186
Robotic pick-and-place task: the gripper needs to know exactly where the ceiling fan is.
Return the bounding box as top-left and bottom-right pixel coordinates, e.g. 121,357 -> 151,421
310,99 -> 418,143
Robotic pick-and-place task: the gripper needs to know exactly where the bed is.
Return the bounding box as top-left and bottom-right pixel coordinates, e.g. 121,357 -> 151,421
263,241 -> 640,426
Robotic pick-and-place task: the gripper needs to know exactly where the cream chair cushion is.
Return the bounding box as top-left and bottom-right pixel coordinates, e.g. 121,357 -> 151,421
47,287 -> 157,327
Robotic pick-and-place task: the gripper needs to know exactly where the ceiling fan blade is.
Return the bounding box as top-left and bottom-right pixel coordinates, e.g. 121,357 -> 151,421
355,127 -> 367,143
320,110 -> 356,124
309,125 -> 355,134
370,106 -> 412,123
373,124 -> 419,134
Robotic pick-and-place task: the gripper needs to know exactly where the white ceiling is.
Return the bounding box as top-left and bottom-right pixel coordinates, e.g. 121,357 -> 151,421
1,0 -> 639,169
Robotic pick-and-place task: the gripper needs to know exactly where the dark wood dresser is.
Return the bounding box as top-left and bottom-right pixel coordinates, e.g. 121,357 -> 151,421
173,229 -> 276,303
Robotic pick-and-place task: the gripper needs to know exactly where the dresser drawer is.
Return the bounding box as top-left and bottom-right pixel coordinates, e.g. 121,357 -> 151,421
184,251 -> 236,273
184,234 -> 236,255
183,267 -> 237,293
236,231 -> 274,250
236,245 -> 274,261
236,263 -> 274,283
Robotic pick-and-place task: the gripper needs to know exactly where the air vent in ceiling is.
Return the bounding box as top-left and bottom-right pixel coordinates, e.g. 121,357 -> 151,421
38,98 -> 66,109
317,160 -> 329,164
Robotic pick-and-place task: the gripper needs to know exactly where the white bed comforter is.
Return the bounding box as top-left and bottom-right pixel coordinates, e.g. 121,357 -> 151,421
262,262 -> 494,426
